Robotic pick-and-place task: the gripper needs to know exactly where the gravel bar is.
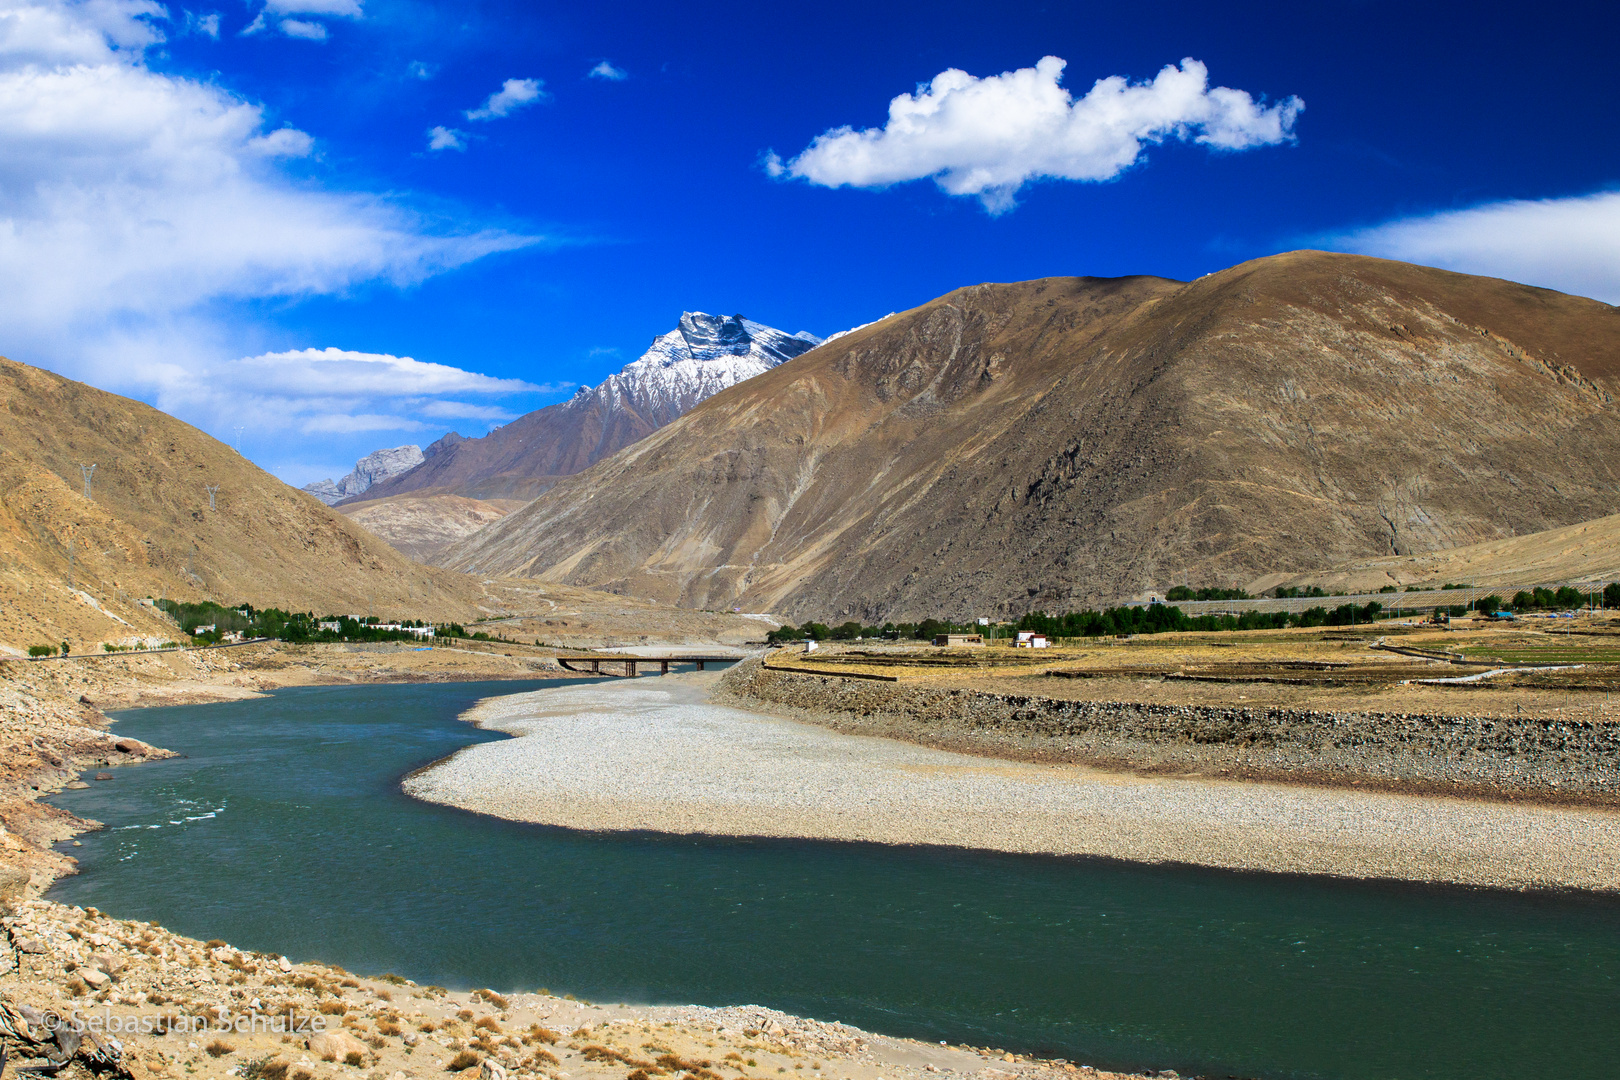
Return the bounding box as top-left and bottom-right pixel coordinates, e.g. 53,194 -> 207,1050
403,675 -> 1620,892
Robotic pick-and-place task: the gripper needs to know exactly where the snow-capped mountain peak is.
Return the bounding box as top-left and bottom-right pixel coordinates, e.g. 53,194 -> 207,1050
578,311 -> 822,425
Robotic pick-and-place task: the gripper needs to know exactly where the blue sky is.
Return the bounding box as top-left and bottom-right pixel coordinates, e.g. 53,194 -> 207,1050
2,0 -> 1617,485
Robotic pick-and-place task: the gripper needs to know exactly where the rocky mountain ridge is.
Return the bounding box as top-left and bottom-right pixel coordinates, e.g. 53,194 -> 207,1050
436,252 -> 1620,621
303,444 -> 424,504
346,312 -> 822,505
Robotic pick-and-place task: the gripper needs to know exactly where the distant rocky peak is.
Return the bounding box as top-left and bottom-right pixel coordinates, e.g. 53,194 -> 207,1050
676,312 -> 753,357
302,443 -> 424,505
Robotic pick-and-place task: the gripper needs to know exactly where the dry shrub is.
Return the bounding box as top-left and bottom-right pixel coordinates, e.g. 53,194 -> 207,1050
344,1051 -> 365,1067
473,989 -> 510,1010
65,979 -> 87,997
205,1040 -> 235,1058
368,1037 -> 386,1051
528,1049 -> 559,1066
628,1072 -> 651,1080
319,1052 -> 337,1064
458,1010 -> 475,1022
376,988 -> 393,1002
293,1071 -> 314,1080
418,1021 -> 438,1034
147,992 -> 169,1005
340,978 -> 360,989
378,1021 -> 402,1037
725,1054 -> 743,1062
448,1051 -> 481,1072
529,1026 -> 559,1045
319,1001 -> 347,1015
378,973 -> 409,985
205,939 -> 227,949
474,1017 -> 500,1033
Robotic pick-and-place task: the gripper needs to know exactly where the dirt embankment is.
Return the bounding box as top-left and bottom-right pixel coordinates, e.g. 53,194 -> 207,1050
716,658 -> 1620,805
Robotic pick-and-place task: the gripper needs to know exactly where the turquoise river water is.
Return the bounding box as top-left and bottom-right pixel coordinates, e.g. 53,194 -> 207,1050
45,679 -> 1620,1080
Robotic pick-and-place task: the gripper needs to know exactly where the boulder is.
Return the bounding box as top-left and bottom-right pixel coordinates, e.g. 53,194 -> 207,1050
0,864 -> 31,906
277,955 -> 293,972
480,1060 -> 507,1080
308,1031 -> 370,1062
114,738 -> 151,756
89,951 -> 128,975
79,968 -> 111,990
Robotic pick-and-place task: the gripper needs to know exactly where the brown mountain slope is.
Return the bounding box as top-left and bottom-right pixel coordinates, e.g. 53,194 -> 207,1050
0,357 -> 481,653
338,493 -> 521,562
438,252 -> 1620,622
1255,511 -> 1620,596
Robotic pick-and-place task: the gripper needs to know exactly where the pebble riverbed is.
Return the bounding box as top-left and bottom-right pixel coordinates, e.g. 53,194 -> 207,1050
403,676 -> 1620,891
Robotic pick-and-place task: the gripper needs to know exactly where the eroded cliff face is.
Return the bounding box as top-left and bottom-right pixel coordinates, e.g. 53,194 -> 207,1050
440,252 -> 1620,622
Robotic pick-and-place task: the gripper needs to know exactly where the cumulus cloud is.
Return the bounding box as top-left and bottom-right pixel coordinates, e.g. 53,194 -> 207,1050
588,60 -> 625,81
426,124 -> 465,152
466,77 -> 546,121
1331,190 -> 1620,305
0,0 -> 543,454
149,348 -> 558,438
769,56 -> 1302,213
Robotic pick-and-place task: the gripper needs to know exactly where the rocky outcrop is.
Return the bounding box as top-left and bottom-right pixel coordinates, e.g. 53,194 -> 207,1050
717,658 -> 1620,800
302,445 -> 425,505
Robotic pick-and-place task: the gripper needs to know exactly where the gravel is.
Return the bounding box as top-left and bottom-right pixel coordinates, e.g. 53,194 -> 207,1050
404,676 -> 1620,892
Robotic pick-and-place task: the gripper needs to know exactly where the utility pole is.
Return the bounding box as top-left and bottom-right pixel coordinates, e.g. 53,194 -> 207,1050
233,427 -> 245,455
66,536 -> 74,589
80,463 -> 96,499
206,484 -> 219,511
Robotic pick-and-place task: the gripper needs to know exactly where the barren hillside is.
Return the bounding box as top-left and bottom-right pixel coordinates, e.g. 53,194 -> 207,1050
439,252 -> 1620,621
0,357 -> 482,653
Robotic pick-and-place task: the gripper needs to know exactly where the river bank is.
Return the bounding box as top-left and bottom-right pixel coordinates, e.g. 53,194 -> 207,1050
2,649 -> 1149,1080
405,672 -> 1620,891
717,656 -> 1620,806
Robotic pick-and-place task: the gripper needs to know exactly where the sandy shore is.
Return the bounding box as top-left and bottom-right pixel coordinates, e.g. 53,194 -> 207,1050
406,674 -> 1620,892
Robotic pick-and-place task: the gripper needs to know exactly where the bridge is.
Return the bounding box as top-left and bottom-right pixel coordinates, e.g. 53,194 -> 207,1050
553,654 -> 741,677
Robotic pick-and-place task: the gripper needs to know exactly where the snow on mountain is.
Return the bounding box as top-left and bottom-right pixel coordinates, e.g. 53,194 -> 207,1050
572,312 -> 822,425
302,444 -> 425,505
333,312 -> 823,507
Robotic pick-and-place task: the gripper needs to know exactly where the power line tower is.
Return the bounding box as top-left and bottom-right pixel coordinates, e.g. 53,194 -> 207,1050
80,463 -> 96,499
233,427 -> 245,454
205,484 -> 219,511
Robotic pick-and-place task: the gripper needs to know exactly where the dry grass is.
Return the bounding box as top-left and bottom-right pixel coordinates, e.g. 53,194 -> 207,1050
344,1051 -> 365,1067
448,1051 -> 481,1072
205,1040 -> 235,1058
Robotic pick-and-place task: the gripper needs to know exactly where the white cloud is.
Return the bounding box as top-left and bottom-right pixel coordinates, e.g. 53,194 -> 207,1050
1330,190 -> 1620,305
185,10 -> 220,38
0,0 -> 547,465
588,60 -> 625,81
427,124 -> 465,152
769,56 -> 1302,214
148,348 -> 551,439
407,59 -> 435,79
465,76 -> 546,121
239,0 -> 359,39
277,17 -> 324,39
